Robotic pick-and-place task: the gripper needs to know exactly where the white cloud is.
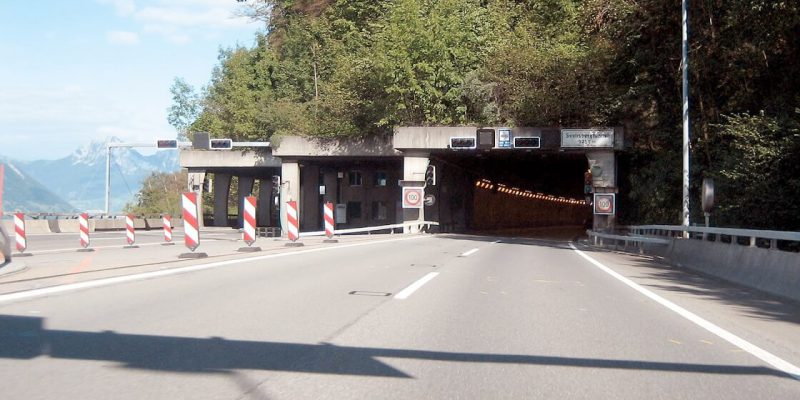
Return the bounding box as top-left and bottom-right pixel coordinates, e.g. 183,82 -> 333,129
98,0 -> 258,45
143,24 -> 192,45
107,30 -> 141,45
0,85 -> 175,160
135,6 -> 252,28
97,0 -> 137,16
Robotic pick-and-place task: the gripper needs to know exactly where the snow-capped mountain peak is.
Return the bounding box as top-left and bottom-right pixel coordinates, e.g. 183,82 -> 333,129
70,136 -> 123,166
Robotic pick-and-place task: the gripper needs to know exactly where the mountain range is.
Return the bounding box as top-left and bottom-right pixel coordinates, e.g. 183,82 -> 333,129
1,137 -> 180,213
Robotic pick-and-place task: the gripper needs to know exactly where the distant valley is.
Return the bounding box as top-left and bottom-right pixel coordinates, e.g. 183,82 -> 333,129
2,137 -> 180,214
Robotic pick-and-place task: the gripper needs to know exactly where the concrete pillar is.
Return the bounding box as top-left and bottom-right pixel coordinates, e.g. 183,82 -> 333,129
300,165 -> 320,231
586,152 -> 617,232
213,173 -> 232,227
403,153 -> 429,233
257,178 -> 272,227
322,170 -> 339,228
237,176 -> 255,228
186,170 -> 206,227
586,151 -> 616,188
322,170 -> 338,205
281,161 -> 300,237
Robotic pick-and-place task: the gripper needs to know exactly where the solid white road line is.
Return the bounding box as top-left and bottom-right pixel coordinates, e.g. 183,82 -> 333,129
394,272 -> 440,300
569,243 -> 800,380
0,235 -> 428,305
24,241 -> 168,255
460,248 -> 480,257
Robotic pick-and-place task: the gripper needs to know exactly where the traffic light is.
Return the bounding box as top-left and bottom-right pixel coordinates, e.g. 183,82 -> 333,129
157,139 -> 178,149
513,137 -> 540,149
425,165 -> 436,186
191,132 -> 210,150
209,138 -> 233,150
476,128 -> 495,149
450,137 -> 476,149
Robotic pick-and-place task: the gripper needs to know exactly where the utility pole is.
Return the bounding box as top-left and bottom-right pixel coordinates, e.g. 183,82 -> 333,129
104,142 -> 160,215
681,0 -> 691,231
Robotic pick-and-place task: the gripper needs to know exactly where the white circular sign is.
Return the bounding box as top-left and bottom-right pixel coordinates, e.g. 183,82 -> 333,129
597,197 -> 611,211
405,190 -> 421,206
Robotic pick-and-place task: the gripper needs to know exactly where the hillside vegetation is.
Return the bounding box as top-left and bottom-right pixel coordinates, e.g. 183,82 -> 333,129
183,0 -> 800,229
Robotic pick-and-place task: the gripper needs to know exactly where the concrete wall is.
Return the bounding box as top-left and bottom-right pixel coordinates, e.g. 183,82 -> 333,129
281,162 -> 300,236
1,220 -> 51,234
300,165 -> 320,231
665,239 -> 800,303
55,219 -> 95,233
394,126 -> 625,151
471,187 -> 589,231
181,149 -> 281,168
296,162 -> 402,231
273,135 -> 399,157
427,161 -> 471,233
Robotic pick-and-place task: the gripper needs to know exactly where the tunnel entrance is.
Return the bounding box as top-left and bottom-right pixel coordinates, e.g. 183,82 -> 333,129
426,151 -> 592,236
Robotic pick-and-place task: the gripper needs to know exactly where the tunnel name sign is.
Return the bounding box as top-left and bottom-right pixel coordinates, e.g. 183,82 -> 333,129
402,187 -> 424,209
561,129 -> 614,148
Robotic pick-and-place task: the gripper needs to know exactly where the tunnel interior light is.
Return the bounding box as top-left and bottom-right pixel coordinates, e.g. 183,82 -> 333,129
474,178 -> 587,206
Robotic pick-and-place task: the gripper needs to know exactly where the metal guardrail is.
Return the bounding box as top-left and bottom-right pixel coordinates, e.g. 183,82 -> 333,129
631,225 -> 800,241
299,221 -> 440,238
588,230 -> 670,246
629,225 -> 800,250
1,213 -> 170,219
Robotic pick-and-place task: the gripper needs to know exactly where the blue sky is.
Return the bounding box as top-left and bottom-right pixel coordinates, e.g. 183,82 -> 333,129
0,0 -> 264,160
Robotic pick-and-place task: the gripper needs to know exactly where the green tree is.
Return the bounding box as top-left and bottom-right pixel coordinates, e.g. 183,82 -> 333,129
167,78 -> 200,141
126,171 -> 188,217
185,0 -> 800,228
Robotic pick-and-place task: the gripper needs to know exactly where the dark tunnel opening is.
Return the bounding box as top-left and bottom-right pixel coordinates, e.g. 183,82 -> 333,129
425,151 -> 592,237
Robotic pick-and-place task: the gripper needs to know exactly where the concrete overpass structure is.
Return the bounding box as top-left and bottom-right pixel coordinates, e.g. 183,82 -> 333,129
180,127 -> 624,235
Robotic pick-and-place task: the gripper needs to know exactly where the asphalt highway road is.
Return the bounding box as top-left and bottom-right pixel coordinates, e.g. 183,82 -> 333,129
1,233 -> 799,399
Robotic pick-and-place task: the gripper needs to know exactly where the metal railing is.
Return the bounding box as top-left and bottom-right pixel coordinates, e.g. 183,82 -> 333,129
299,221 -> 439,238
587,230 -> 670,247
629,225 -> 800,251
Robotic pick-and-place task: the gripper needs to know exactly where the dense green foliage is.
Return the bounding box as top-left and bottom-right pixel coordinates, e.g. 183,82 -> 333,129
181,0 -> 800,229
126,171 -> 188,217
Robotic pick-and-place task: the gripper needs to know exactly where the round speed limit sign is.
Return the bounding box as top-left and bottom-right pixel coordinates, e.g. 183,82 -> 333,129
594,194 -> 615,215
403,187 -> 424,208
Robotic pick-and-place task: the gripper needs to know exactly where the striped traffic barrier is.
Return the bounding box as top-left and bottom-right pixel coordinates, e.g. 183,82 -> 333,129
323,202 -> 338,243
14,213 -> 31,256
285,200 -> 303,247
78,212 -> 93,252
124,214 -> 138,248
179,192 -> 207,258
162,214 -> 174,245
238,196 -> 260,252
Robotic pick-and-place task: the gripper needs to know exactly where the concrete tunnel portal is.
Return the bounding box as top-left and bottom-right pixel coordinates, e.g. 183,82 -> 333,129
180,126 -> 623,237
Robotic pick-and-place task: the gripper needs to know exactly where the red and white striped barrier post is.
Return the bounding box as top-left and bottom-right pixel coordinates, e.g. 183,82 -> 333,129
124,214 -> 137,248
323,202 -> 338,243
238,196 -> 261,252
179,192 -> 207,258
14,213 -> 31,256
162,214 -> 173,245
285,200 -> 303,247
78,212 -> 93,252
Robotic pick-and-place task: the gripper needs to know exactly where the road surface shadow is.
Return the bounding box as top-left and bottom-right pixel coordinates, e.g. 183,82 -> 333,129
436,234 -> 576,250
0,314 -> 790,379
569,245 -> 800,325
634,264 -> 800,325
